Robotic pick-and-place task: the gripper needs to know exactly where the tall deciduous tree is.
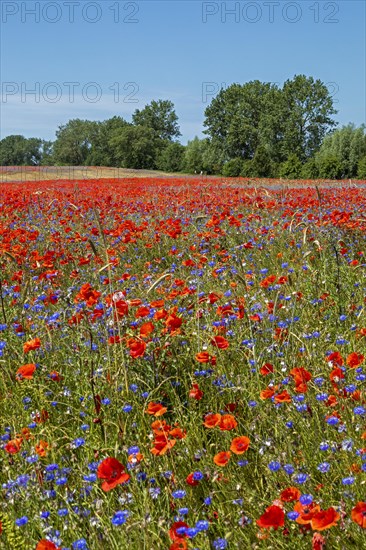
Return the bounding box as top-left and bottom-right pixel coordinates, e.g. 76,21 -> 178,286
109,125 -> 161,169
281,75 -> 337,160
132,100 -> 181,141
203,81 -> 280,161
0,135 -> 45,165
53,119 -> 97,165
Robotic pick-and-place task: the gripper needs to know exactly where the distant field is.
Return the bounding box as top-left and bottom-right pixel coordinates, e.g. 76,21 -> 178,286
0,165 -> 176,182
1,166 -> 365,188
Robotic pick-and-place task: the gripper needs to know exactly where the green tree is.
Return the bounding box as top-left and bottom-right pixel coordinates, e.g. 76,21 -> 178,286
357,156 -> 366,179
281,75 -> 337,160
156,142 -> 185,172
316,124 -> 366,178
53,119 -> 97,165
249,145 -> 274,177
0,135 -> 47,165
301,158 -> 319,179
87,117 -> 130,166
109,125 -> 161,169
132,100 -> 181,141
279,154 -> 303,179
317,154 -> 343,179
182,137 -> 210,173
222,158 -> 244,177
203,81 -> 280,161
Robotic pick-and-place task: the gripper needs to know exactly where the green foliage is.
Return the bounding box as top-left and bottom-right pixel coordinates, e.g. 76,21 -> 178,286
301,158 -> 319,179
222,158 -> 244,177
182,137 -> 210,173
0,512 -> 27,549
53,119 -> 98,165
317,154 -> 343,179
0,135 -> 45,166
279,154 -> 303,179
204,81 -> 281,161
132,99 -> 181,141
280,75 -> 337,160
250,145 -> 275,177
156,142 -> 185,172
317,124 -> 366,178
109,125 -> 161,169
357,155 -> 366,179
204,76 -> 337,167
87,117 -> 130,166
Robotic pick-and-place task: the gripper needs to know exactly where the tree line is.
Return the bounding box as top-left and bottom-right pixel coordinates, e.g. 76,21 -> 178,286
1,75 -> 366,179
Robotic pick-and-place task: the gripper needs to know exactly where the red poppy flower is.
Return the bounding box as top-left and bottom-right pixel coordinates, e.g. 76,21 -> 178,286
327,351 -> 343,366
203,413 -> 221,428
351,501 -> 366,528
260,363 -> 274,376
170,541 -> 188,550
346,352 -> 364,368
213,451 -> 231,467
195,351 -> 210,363
186,472 -> 199,486
4,438 -> 22,454
230,436 -> 250,454
189,383 -> 203,400
150,436 -> 176,456
35,440 -> 49,457
311,507 -> 340,531
294,501 -> 321,525
140,321 -> 154,338
23,338 -> 41,353
312,533 -> 326,550
36,541 -> 60,550
290,367 -> 312,384
16,363 -> 36,381
280,487 -> 301,502
256,505 -> 285,530
145,402 -> 167,416
274,390 -> 292,403
126,338 -> 146,358
211,335 -> 229,349
97,457 -> 130,491
219,414 -> 238,431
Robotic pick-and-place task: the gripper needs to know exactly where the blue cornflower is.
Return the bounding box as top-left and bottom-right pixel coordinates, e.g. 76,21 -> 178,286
317,462 -> 331,473
172,490 -> 186,499
15,516 -> 28,526
72,538 -> 89,549
342,477 -> 355,485
213,538 -> 228,549
111,510 -> 129,526
268,461 -> 281,472
299,494 -> 313,505
72,437 -> 85,448
196,520 -> 209,531
294,473 -> 309,484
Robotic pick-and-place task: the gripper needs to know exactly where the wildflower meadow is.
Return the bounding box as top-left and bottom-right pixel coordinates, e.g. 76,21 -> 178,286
0,176 -> 365,550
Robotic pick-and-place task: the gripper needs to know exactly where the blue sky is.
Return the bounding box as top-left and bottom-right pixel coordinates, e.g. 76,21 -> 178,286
1,0 -> 365,143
